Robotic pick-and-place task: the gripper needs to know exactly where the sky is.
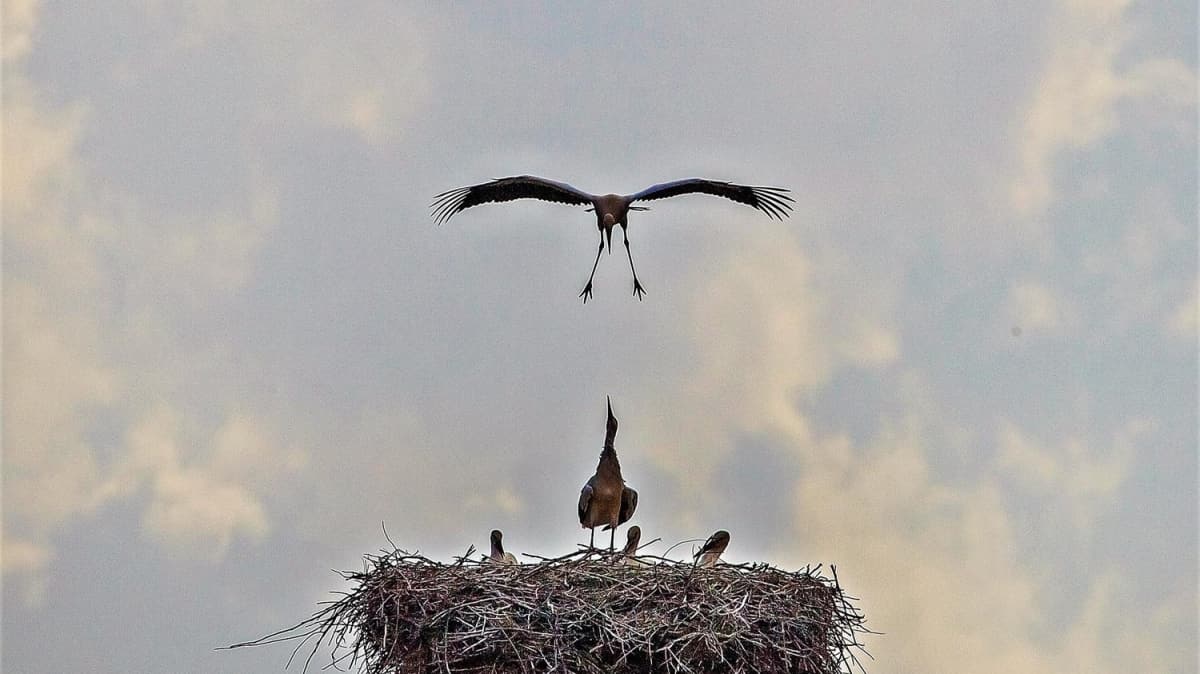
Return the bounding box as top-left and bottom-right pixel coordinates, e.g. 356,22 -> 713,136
2,1 -> 1196,672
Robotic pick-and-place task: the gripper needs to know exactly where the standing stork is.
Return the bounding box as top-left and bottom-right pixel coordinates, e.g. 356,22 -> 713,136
694,530 -> 730,568
431,176 -> 794,302
488,529 -> 517,564
578,397 -> 639,551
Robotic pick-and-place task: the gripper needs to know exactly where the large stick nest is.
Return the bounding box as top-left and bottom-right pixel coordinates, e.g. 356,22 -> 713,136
237,548 -> 871,674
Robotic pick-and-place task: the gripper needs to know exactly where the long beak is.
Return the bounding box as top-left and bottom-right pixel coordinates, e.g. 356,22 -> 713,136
605,227 -> 613,253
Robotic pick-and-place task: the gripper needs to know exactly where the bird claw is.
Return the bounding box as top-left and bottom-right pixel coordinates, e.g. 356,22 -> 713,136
633,280 -> 646,301
579,283 -> 594,303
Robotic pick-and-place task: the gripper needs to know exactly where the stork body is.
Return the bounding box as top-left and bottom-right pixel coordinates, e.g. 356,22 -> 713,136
488,529 -> 517,565
578,397 -> 639,551
694,530 -> 730,568
432,176 -> 794,302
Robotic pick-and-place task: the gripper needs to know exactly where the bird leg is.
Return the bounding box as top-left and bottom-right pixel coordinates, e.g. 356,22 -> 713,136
609,527 -> 616,552
622,226 -> 646,301
588,528 -> 595,549
579,235 -> 604,303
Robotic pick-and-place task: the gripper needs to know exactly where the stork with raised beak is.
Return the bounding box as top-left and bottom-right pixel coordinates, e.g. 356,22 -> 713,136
578,397 -> 639,551
432,176 -> 794,302
694,530 -> 730,568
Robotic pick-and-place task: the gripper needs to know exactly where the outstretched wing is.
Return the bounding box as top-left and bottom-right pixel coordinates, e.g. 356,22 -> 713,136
577,479 -> 595,526
629,179 -> 794,220
431,175 -> 595,224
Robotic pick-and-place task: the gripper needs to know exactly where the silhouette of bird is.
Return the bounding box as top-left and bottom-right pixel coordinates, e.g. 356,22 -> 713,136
488,529 -> 517,564
694,530 -> 730,567
578,397 -> 639,550
622,525 -> 642,556
620,525 -> 650,567
431,176 -> 794,302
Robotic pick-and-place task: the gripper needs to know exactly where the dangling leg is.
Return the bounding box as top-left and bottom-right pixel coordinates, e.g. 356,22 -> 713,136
622,226 -> 646,300
579,234 -> 604,303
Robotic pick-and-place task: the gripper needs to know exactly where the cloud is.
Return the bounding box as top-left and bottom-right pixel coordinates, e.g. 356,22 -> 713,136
2,0 -> 300,594
142,471 -> 269,560
1005,280 -> 1076,335
641,224 -> 899,504
1,0 -> 40,63
1165,282 -> 1197,342
995,418 -> 1144,536
0,538 -> 54,606
1009,0 -> 1196,215
96,405 -> 299,559
787,413 -> 1184,673
146,1 -> 432,146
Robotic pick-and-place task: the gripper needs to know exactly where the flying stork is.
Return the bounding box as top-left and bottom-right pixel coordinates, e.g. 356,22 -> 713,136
578,397 -> 639,550
431,176 -> 794,302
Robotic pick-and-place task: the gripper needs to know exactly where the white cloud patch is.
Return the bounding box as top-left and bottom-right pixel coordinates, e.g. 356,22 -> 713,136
995,418 -> 1143,536
788,414 -> 1183,673
464,486 -> 527,517
1005,280 -> 1076,335
93,406 -> 300,559
1,0 -> 40,63
1010,0 -> 1196,215
142,1 -> 431,146
1,538 -> 55,606
2,0 -> 300,593
1165,281 -> 1197,342
642,225 -> 899,505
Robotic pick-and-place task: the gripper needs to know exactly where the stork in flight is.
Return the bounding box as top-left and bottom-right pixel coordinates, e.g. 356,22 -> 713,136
488,529 -> 518,564
578,397 -> 639,550
431,176 -> 794,302
694,530 -> 730,568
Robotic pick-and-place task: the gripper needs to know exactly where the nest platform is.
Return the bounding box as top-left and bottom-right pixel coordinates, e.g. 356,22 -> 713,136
236,548 -> 870,674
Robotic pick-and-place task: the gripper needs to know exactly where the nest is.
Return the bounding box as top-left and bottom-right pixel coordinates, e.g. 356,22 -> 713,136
235,548 -> 870,674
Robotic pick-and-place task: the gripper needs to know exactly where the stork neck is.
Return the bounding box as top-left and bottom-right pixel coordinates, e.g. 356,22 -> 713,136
597,445 -> 622,477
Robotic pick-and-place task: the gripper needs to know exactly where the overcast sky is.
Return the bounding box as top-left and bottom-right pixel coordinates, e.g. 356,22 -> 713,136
3,1 -> 1197,672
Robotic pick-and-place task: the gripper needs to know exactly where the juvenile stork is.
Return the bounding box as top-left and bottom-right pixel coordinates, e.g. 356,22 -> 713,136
488,529 -> 517,564
694,530 -> 730,568
578,397 -> 639,550
431,176 -> 794,302
622,525 -> 642,557
620,525 -> 649,567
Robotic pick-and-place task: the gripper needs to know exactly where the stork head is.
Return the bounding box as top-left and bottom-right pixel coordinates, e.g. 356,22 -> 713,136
624,525 -> 641,553
605,396 -> 618,444
695,530 -> 731,558
603,213 -> 615,252
490,529 -> 503,551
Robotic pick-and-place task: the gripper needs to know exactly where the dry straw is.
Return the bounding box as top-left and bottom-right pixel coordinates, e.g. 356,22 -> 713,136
232,545 -> 871,674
